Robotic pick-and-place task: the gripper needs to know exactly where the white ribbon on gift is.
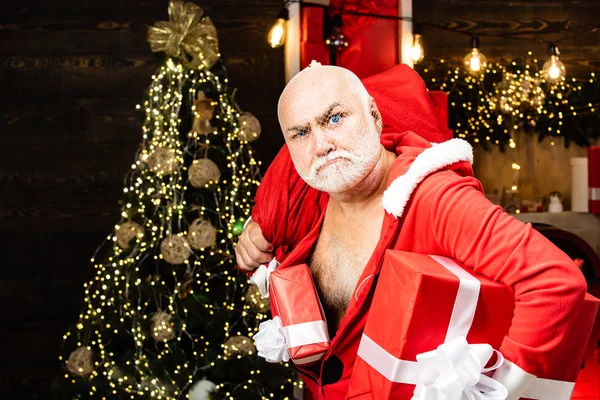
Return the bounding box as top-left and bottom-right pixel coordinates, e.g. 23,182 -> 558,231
249,258 -> 280,298
413,336 -> 507,400
254,316 -> 329,364
254,316 -> 290,363
357,255 -> 508,399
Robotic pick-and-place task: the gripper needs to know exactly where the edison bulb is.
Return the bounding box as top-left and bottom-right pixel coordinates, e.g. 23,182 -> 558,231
410,34 -> 424,64
543,55 -> 566,82
464,48 -> 487,73
268,18 -> 286,48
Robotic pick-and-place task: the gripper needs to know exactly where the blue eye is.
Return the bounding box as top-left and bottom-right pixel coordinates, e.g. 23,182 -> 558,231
330,114 -> 341,124
294,130 -> 308,139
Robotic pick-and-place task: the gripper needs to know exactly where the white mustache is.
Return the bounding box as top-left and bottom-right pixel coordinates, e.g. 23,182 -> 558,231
308,150 -> 359,179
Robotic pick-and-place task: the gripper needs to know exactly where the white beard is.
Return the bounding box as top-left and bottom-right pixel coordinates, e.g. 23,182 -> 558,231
300,128 -> 381,194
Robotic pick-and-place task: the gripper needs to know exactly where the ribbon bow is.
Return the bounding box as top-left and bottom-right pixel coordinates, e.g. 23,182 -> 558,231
412,336 -> 508,400
147,0 -> 219,70
249,258 -> 280,298
253,316 -> 290,363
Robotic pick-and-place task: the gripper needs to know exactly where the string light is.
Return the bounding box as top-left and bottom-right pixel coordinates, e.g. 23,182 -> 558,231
410,34 -> 425,64
268,7 -> 289,48
410,23 -> 425,64
464,37 -> 487,73
417,57 -> 599,148
542,44 -> 566,82
61,58 -> 302,398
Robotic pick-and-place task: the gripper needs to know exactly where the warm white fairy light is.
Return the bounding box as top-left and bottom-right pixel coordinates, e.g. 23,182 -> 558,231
61,58 -> 301,398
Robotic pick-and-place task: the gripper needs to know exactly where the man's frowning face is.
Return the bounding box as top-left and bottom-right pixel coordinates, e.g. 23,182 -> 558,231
278,66 -> 382,194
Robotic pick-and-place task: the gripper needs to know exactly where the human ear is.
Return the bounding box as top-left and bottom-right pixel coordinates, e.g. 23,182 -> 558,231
369,97 -> 383,133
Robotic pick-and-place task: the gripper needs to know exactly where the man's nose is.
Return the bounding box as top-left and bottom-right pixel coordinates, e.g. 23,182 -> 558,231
313,127 -> 336,157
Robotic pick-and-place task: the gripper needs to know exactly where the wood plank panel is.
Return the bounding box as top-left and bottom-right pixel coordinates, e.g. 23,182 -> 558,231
0,52 -> 282,99
0,279 -> 86,320
0,8 -> 281,57
1,98 -> 141,144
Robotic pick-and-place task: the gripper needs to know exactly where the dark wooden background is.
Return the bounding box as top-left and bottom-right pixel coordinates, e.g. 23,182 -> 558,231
1,0 -> 598,398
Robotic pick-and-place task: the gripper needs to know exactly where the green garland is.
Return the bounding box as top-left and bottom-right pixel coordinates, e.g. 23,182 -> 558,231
416,61 -> 600,150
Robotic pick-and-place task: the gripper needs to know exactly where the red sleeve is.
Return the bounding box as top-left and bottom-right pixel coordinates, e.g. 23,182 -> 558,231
423,170 -> 587,377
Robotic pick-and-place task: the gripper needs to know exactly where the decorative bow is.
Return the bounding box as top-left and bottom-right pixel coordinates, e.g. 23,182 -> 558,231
147,0 -> 219,70
253,316 -> 290,363
249,258 -> 280,298
412,336 -> 508,400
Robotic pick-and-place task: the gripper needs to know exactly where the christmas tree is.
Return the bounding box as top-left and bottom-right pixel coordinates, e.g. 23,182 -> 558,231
60,2 -> 301,399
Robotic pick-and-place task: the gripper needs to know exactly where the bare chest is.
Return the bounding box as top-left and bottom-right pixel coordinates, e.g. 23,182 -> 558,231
310,210 -> 383,320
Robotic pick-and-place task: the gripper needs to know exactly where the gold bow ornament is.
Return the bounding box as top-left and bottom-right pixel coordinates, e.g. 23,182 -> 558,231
147,0 -> 220,70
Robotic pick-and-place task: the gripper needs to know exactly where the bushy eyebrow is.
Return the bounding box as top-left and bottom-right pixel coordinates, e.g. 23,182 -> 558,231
316,102 -> 342,126
285,102 -> 342,134
286,124 -> 309,133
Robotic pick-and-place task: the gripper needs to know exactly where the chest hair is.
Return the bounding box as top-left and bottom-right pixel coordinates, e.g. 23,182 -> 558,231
310,212 -> 382,325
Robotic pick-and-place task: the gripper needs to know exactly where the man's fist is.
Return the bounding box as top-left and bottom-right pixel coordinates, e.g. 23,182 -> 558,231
235,218 -> 274,272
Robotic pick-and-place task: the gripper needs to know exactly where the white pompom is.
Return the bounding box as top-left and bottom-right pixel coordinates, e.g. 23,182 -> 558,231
189,379 -> 216,400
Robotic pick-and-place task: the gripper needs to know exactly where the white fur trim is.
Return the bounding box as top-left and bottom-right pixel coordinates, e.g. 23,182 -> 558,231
382,138 -> 473,217
492,359 -> 537,400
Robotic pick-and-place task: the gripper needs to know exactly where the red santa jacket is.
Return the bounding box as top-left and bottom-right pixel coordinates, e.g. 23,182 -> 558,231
248,66 -> 587,399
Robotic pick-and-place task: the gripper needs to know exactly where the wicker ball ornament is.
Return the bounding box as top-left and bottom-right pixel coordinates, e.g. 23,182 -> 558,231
188,158 -> 220,188
115,221 -> 144,249
151,311 -> 176,342
245,284 -> 270,313
237,112 -> 261,143
187,218 -> 217,250
224,335 -> 255,357
147,148 -> 178,176
66,346 -> 94,377
160,234 -> 191,265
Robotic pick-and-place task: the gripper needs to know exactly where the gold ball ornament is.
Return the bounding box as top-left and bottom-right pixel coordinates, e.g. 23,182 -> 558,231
160,234 -> 191,265
237,112 -> 261,143
224,335 -> 255,357
66,346 -> 94,377
245,284 -> 270,313
151,311 -> 176,342
188,158 -> 220,188
115,221 -> 144,249
147,147 -> 179,176
187,218 -> 217,250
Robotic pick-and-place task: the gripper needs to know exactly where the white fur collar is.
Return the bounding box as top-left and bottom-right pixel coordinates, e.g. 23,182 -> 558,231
382,138 -> 473,218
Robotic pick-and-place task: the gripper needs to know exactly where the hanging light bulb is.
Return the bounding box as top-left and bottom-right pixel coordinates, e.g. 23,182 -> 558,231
410,23 -> 425,64
463,37 -> 487,73
267,7 -> 289,48
542,44 -> 566,82
410,34 -> 424,63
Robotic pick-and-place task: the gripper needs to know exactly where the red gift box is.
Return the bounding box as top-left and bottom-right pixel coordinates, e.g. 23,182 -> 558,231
589,146 -> 600,214
347,251 -> 595,399
269,263 -> 330,365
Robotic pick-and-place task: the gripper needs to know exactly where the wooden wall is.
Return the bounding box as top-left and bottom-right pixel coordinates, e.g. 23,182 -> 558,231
0,0 -> 284,397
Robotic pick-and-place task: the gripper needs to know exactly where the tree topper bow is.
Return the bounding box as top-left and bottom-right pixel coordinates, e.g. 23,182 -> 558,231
147,0 -> 219,70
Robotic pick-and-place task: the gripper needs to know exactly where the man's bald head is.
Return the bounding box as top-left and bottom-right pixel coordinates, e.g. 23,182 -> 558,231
278,61 -> 371,131
276,62 -> 383,195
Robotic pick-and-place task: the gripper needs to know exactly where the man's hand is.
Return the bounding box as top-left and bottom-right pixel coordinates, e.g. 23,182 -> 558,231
235,219 -> 274,272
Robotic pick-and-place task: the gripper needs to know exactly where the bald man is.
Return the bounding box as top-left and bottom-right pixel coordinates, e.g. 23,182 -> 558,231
235,62 -> 587,399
